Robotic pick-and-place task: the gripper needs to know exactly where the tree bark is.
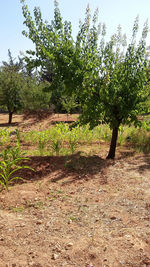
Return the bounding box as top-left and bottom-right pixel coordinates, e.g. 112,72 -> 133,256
8,112 -> 13,124
106,126 -> 119,159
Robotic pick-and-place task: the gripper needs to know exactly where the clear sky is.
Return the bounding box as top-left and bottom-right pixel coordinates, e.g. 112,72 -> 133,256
0,0 -> 150,64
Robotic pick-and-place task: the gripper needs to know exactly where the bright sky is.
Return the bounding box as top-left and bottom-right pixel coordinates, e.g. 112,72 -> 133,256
0,0 -> 150,64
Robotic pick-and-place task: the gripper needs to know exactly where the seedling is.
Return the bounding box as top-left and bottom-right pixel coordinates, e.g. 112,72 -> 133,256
51,139 -> 61,156
0,157 -> 34,190
0,146 -> 34,190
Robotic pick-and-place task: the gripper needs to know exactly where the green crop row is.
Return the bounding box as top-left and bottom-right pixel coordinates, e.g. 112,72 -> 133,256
0,121 -> 149,190
0,121 -> 150,156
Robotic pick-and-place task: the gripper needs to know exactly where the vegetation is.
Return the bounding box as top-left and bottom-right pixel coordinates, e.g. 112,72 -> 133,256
0,50 -> 23,124
21,1 -> 150,159
0,145 -> 34,190
0,3 -> 150,266
21,76 -> 51,111
0,1 -> 149,160
0,116 -> 149,190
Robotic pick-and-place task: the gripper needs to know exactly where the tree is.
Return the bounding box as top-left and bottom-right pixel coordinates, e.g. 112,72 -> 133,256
21,1 -> 150,159
79,17 -> 150,158
21,76 -> 51,111
21,0 -> 83,112
61,93 -> 79,120
0,51 -> 24,124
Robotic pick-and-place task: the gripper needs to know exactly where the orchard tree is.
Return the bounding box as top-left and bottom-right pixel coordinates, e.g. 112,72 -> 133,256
21,0 -> 77,110
21,1 -> 103,109
78,16 -> 150,158
0,51 -> 24,124
21,0 -> 150,159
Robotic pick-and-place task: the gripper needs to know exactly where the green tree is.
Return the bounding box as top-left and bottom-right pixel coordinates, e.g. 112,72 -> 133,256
21,76 -> 51,111
21,0 -> 81,112
78,16 -> 150,158
21,1 -> 150,159
61,93 -> 79,120
0,51 -> 23,124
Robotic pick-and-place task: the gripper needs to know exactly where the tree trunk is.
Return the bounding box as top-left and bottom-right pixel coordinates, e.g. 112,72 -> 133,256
8,112 -> 13,124
106,126 -> 119,159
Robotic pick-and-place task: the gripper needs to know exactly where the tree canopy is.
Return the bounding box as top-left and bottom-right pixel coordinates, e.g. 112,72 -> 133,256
21,0 -> 150,158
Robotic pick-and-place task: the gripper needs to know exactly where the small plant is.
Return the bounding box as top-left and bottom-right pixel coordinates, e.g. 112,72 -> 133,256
68,132 -> 78,154
1,145 -> 24,161
24,130 -> 37,144
38,131 -> 48,156
11,144 -> 22,160
0,147 -> 34,190
61,94 -> 78,121
69,215 -> 78,222
0,128 -> 11,145
16,129 -> 21,144
69,138 -> 78,154
0,158 -> 26,190
51,139 -> 61,156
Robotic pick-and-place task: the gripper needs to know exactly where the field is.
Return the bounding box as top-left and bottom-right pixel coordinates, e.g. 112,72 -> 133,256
0,113 -> 150,267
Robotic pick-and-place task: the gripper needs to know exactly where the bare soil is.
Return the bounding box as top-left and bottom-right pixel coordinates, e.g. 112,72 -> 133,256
0,113 -> 150,267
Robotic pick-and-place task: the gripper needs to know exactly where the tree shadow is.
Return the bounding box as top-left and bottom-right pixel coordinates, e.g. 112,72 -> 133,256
0,122 -> 19,127
17,152 -> 113,185
122,153 -> 150,174
138,155 -> 150,173
117,150 -> 136,160
51,120 -> 75,125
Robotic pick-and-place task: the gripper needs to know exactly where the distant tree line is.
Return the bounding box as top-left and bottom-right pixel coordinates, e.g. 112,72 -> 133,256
0,49 -> 80,124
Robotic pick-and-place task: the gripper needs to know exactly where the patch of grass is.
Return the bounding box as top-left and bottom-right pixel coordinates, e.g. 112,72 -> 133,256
48,189 -> 64,200
24,200 -> 45,209
69,215 -> 78,222
10,206 -> 25,212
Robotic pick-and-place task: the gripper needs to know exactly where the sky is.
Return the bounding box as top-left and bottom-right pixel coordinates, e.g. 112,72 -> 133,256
0,0 -> 150,64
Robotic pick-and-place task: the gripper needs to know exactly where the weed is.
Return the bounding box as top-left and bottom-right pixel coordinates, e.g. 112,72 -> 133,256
10,206 -> 25,212
69,215 -> 78,221
24,200 -> 44,209
85,197 -> 89,203
49,189 -> 63,200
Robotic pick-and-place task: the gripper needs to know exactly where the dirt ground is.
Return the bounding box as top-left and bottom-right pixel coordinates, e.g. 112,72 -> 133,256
0,113 -> 150,267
